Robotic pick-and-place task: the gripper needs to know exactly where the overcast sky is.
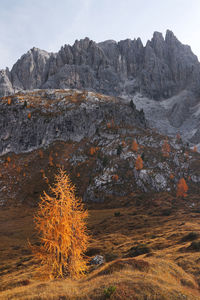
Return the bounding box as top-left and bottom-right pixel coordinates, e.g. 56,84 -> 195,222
0,0 -> 200,69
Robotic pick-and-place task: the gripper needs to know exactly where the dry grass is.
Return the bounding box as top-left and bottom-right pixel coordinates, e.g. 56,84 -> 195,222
1,202 -> 200,299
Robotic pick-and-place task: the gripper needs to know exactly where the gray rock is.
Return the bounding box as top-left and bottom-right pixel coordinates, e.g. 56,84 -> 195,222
90,255 -> 104,265
0,90 -> 145,155
1,30 -> 200,101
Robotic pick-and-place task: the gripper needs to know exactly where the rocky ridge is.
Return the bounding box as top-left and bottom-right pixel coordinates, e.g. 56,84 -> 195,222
1,31 -> 200,100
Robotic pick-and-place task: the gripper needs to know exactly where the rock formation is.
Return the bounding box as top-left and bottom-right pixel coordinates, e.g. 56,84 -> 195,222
1,30 -> 200,100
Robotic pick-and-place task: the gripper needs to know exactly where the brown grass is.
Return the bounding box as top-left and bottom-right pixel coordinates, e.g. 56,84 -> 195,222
1,202 -> 200,299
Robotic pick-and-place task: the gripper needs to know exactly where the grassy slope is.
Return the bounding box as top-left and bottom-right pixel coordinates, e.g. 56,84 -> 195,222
1,198 -> 200,299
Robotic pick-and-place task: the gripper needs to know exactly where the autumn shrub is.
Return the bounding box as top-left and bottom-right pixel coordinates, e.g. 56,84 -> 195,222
176,178 -> 188,198
162,139 -> 170,157
131,140 -> 138,152
135,155 -> 143,170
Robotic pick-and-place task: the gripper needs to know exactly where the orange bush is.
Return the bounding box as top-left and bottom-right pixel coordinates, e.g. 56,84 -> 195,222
39,150 -> 44,158
169,173 -> 174,180
49,154 -> 53,166
184,151 -> 189,159
89,147 -> 98,156
107,119 -> 115,129
193,145 -> 197,152
132,140 -> 138,152
176,178 -> 188,198
135,155 -> 143,170
7,98 -> 11,105
28,113 -> 31,119
30,169 -> 89,278
162,140 -> 170,157
17,166 -> 21,173
112,174 -> 119,181
122,140 -> 126,147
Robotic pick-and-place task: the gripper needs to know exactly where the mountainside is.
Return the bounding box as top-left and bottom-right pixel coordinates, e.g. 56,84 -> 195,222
1,30 -> 200,144
0,90 -> 199,206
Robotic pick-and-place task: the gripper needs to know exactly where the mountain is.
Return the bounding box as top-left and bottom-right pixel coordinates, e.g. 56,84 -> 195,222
1,30 -> 200,99
1,30 -> 200,144
1,35 -> 200,300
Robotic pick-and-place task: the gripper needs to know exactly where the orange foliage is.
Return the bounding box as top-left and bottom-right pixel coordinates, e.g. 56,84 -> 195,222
193,145 -> 197,152
39,150 -> 44,158
49,154 -> 53,166
89,147 -> 99,156
17,166 -> 21,173
184,151 -> 189,159
176,178 -> 188,198
132,140 -> 138,152
7,98 -> 11,105
162,140 -> 170,157
6,156 -> 11,163
77,173 -> 80,178
30,169 -> 89,278
107,119 -> 115,129
107,122 -> 111,129
135,155 -> 143,170
112,174 -> 119,181
169,173 -> 174,180
121,140 -> 126,147
23,172 -> 26,177
28,113 -> 31,119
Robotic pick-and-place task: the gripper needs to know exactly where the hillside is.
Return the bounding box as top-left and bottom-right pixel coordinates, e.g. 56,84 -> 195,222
0,89 -> 200,206
0,89 -> 200,299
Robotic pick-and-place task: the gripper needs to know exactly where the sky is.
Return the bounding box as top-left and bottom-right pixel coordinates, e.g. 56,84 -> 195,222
0,0 -> 200,69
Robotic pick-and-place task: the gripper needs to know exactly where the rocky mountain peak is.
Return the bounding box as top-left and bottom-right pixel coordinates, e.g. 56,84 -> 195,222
0,30 -> 199,100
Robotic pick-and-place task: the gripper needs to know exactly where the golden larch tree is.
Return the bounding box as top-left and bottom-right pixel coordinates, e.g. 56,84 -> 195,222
135,155 -> 143,170
162,140 -> 170,157
31,169 -> 89,278
176,178 -> 188,198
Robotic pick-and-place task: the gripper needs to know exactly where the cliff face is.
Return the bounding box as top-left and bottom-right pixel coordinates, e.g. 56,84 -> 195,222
1,30 -> 200,100
0,90 -> 145,155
